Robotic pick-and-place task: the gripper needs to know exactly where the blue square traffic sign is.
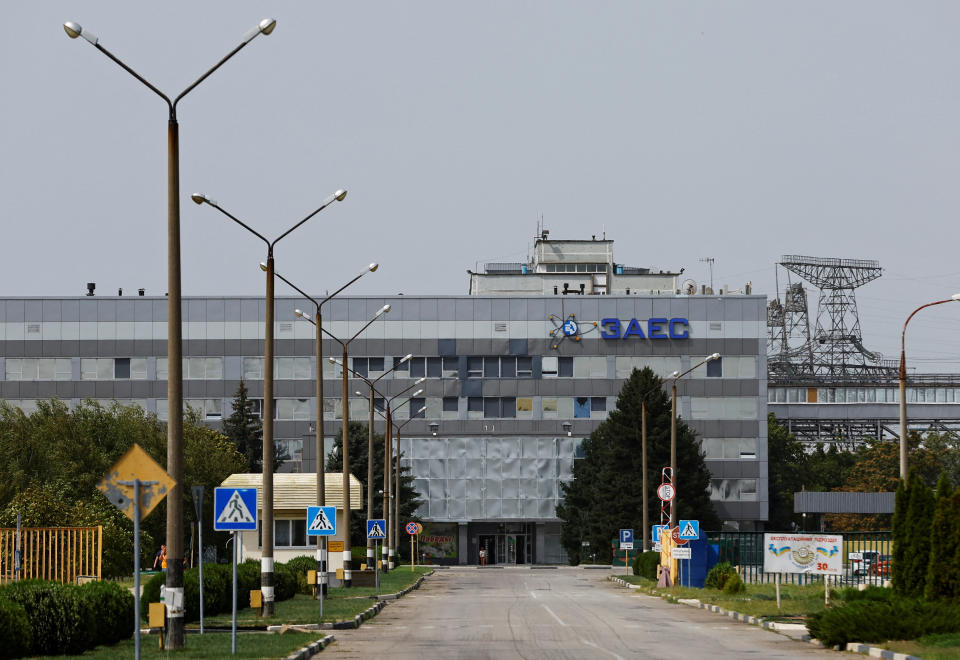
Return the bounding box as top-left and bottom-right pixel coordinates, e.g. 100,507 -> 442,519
367,519 -> 387,540
306,506 -> 337,536
214,487 -> 258,531
652,525 -> 669,543
678,520 -> 700,540
619,529 -> 634,545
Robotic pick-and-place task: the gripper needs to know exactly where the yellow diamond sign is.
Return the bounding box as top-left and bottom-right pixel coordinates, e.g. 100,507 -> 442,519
97,443 -> 176,521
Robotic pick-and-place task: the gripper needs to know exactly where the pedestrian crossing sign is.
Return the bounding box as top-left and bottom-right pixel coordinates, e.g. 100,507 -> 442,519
307,506 -> 337,537
367,519 -> 387,540
678,520 -> 700,540
214,487 -> 258,531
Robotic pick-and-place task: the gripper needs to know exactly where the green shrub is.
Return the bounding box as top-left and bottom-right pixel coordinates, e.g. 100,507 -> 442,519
274,562 -> 297,602
705,562 -> 736,590
807,598 -> 960,648
632,551 -> 660,580
722,573 -> 745,595
77,580 -> 133,645
0,598 -> 31,659
838,585 -> 894,603
0,581 -> 92,656
237,560 -> 260,609
139,571 -> 165,620
201,563 -> 232,616
286,555 -> 318,595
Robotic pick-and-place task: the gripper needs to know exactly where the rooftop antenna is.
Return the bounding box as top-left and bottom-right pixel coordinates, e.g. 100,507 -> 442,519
699,257 -> 715,291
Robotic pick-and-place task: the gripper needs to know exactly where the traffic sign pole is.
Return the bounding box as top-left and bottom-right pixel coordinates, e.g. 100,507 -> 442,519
231,532 -> 237,655
133,478 -> 141,660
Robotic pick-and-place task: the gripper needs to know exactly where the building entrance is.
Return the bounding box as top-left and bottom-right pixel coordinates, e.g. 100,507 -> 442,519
477,533 -> 529,565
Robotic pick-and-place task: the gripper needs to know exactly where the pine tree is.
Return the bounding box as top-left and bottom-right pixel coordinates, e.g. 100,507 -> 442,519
221,381 -> 264,472
902,469 -> 934,597
891,477 -> 908,595
557,367 -> 720,564
925,472 -> 954,600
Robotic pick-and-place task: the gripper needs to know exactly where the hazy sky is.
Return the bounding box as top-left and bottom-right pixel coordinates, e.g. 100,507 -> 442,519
4,2 -> 960,369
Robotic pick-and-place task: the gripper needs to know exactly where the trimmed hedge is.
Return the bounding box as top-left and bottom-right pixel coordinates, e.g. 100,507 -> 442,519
286,555 -> 318,595
0,580 -> 92,656
632,551 -> 660,580
0,599 -> 31,659
77,580 -> 133,646
722,572 -> 745,594
807,597 -> 960,648
140,560 -> 298,622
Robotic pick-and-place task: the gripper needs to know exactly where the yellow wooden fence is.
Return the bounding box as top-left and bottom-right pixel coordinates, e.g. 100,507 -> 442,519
0,526 -> 102,585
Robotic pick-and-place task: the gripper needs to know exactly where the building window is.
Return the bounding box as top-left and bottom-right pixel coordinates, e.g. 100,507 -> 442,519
482,397 -> 517,419
260,519 -> 309,548
243,357 -> 263,380
707,357 -> 722,378
81,358 -> 115,380
467,357 -> 483,378
276,357 -> 311,380
5,358 -> 72,381
276,398 -> 311,420
409,397 -> 426,418
158,357 -> 224,380
442,397 -> 458,411
185,398 -> 223,419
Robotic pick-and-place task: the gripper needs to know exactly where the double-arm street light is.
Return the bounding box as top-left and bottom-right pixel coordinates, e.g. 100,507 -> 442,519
639,383 -> 664,552
321,306 -> 391,586
271,263 -> 378,598
898,294 -> 960,479
394,407 -> 427,563
64,18 -> 275,648
669,353 -> 720,524
192,189 -> 346,612
332,359 -> 423,574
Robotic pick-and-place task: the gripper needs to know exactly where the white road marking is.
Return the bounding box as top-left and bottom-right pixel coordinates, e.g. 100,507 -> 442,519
542,605 -> 567,627
421,625 -> 436,629
529,590 -> 538,599
582,638 -> 625,660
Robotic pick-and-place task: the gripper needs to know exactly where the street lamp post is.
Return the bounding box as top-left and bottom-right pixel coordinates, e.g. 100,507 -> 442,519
898,294 -> 960,479
669,353 -> 720,524
324,306 -> 391,586
64,18 -> 276,647
338,362 -> 424,573
273,263 -> 379,598
192,190 -> 346,613
394,407 -> 427,564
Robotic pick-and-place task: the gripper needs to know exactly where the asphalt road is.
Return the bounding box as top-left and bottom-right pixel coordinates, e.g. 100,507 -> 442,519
324,566 -> 840,659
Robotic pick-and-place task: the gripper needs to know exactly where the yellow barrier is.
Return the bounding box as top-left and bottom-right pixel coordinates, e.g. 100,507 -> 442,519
0,526 -> 102,585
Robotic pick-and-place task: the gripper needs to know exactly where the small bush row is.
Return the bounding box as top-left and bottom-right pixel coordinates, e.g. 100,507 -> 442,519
140,558 -> 300,622
0,579 -> 133,658
807,596 -> 960,648
632,551 -> 660,580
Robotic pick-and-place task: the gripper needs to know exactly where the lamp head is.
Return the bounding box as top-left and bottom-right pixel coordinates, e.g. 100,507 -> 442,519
400,353 -> 413,363
562,421 -> 573,437
952,293 -> 960,301
415,377 -> 426,385
190,193 -> 209,205
259,18 -> 277,35
412,389 -> 424,397
63,21 -> 82,38
259,262 -> 268,272
295,309 -> 304,318
368,263 -> 379,272
671,371 -> 679,378
334,189 -> 347,202
355,391 -> 363,397
416,406 -> 427,415
709,352 -> 721,360
328,357 -> 339,365
375,304 -> 391,317
429,422 -> 439,436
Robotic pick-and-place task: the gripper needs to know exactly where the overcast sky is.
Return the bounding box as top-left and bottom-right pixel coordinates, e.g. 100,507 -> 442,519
3,2 -> 960,369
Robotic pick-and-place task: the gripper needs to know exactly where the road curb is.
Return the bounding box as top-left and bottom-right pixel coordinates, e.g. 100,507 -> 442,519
607,576 -> 921,660
282,634 -> 335,660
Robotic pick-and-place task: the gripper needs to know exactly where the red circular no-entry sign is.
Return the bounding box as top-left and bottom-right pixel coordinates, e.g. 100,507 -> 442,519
671,527 -> 688,545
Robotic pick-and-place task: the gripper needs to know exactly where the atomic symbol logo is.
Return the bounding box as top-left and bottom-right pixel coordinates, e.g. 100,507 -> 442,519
547,313 -> 598,350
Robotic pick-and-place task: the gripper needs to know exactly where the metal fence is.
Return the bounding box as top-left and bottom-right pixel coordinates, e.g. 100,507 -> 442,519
0,526 -> 103,585
706,530 -> 892,586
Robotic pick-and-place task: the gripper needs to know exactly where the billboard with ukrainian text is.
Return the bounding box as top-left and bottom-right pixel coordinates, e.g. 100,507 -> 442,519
763,533 -> 843,575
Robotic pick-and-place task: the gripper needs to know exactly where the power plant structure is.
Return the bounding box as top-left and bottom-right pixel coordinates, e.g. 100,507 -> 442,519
766,255 -> 960,446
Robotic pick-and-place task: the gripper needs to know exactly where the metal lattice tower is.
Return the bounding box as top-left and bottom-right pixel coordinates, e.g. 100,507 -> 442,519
779,255 -> 896,377
767,279 -> 815,377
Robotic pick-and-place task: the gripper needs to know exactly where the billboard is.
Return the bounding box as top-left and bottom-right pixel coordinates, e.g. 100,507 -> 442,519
763,533 -> 843,575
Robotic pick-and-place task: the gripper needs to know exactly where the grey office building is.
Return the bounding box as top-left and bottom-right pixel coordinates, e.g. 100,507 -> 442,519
0,237 -> 767,564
